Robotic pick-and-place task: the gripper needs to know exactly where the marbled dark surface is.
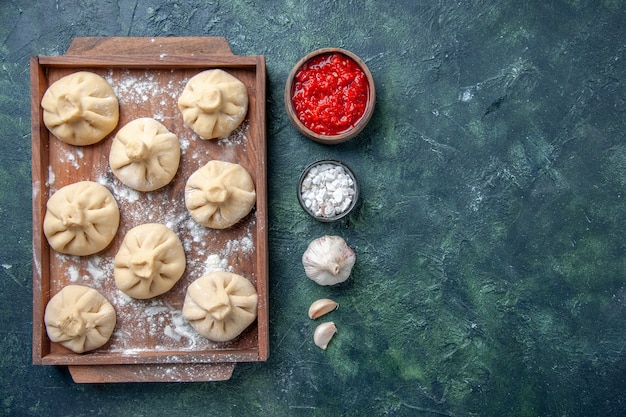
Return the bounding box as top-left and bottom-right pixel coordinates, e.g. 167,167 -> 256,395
1,1 -> 626,416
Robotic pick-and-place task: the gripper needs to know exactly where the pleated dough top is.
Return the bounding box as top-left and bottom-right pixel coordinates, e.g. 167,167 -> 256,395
41,71 -> 119,146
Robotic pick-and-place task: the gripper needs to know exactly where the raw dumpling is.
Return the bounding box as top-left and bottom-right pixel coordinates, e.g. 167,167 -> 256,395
178,69 -> 248,140
43,181 -> 120,256
41,71 -> 119,146
109,118 -> 181,191
185,160 -> 256,229
183,271 -> 258,342
44,285 -> 116,353
114,223 -> 186,299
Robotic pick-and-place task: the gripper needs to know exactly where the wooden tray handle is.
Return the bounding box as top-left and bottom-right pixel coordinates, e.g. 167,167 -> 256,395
69,363 -> 236,383
66,37 -> 233,56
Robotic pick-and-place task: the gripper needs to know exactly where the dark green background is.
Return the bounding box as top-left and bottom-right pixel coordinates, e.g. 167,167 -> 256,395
2,1 -> 625,416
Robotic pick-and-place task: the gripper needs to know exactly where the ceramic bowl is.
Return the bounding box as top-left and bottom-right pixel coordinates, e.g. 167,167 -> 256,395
297,159 -> 360,222
285,48 -> 376,144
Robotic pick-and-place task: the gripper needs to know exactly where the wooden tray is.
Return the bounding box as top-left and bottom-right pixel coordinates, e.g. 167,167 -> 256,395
31,37 -> 268,382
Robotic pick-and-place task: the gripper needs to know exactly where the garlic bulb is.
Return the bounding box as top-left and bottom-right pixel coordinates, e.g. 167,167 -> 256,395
302,235 -> 355,286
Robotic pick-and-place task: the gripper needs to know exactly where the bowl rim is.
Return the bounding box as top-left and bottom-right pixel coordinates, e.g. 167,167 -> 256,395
297,158 -> 360,222
284,47 -> 376,145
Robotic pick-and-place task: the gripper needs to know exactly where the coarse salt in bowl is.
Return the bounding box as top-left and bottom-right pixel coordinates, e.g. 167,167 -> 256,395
297,159 -> 360,222
285,48 -> 376,144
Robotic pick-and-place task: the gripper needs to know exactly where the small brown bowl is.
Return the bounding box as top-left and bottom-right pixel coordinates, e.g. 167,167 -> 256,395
297,159 -> 360,222
285,48 -> 376,144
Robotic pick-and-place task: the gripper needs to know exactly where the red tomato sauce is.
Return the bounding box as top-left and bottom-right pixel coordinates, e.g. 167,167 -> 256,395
291,52 -> 369,136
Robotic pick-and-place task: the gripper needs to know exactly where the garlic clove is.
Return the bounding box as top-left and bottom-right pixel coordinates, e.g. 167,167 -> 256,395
314,322 -> 337,350
302,235 -> 356,286
308,298 -> 339,319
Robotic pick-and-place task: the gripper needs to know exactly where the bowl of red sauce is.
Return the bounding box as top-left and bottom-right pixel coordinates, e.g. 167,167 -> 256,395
285,48 -> 376,144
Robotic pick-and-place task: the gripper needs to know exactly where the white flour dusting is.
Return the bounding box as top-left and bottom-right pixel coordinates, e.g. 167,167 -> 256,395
60,148 -> 83,170
98,176 -> 141,204
105,69 -> 186,109
67,264 -> 79,282
218,123 -> 249,146
47,166 -> 55,186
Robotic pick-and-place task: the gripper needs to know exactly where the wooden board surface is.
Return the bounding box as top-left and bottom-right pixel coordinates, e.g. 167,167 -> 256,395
31,37 -> 268,382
